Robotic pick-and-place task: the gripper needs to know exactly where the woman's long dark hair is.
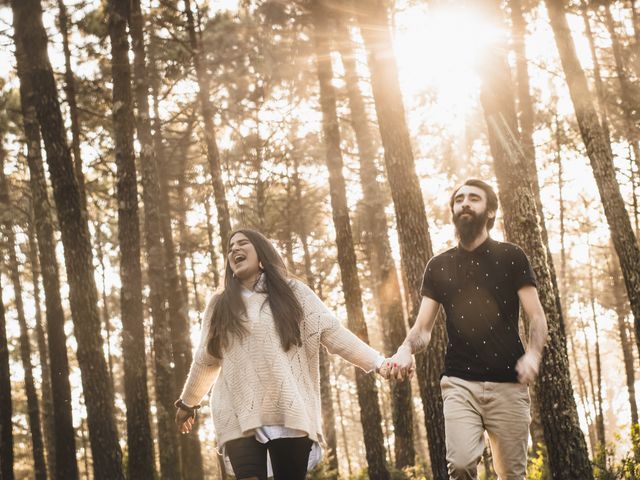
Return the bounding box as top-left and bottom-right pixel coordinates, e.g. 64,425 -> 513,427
207,229 -> 304,358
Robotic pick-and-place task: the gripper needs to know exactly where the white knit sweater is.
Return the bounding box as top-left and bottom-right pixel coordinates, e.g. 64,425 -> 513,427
179,278 -> 381,447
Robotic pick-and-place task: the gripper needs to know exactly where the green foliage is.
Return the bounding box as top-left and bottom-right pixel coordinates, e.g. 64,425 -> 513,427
591,428 -> 640,480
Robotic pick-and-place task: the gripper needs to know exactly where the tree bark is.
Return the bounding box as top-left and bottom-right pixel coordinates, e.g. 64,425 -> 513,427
106,0 -> 156,477
13,18 -> 79,477
183,0 -> 231,250
312,3 -> 390,478
477,2 -> 593,478
0,276 -> 14,480
26,214 -> 57,480
0,157 -> 47,480
546,0 -> 640,363
128,1 -> 182,477
334,17 -> 415,469
56,0 -> 88,213
354,2 -> 448,476
10,1 -> 125,477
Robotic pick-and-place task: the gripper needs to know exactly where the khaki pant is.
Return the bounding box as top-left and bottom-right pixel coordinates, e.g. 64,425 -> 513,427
440,375 -> 531,480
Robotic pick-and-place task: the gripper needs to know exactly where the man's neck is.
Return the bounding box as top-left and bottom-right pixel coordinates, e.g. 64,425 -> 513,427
459,230 -> 489,252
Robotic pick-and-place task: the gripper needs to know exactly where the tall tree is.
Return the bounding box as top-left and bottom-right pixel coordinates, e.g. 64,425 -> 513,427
354,2 -> 448,477
0,155 -> 47,480
334,18 -> 415,469
10,1 -> 125,477
128,1 -> 182,477
13,18 -> 78,477
477,2 -> 593,478
0,275 -> 13,480
311,3 -> 390,478
106,0 -> 156,477
183,0 -> 231,250
56,0 -> 88,212
26,213 -> 56,479
545,0 -> 640,361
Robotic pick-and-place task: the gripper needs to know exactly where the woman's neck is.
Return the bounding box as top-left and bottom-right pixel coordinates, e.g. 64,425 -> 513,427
240,272 -> 261,290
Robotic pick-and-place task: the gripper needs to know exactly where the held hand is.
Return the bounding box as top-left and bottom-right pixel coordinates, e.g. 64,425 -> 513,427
516,350 -> 541,384
175,408 -> 196,434
382,345 -> 414,381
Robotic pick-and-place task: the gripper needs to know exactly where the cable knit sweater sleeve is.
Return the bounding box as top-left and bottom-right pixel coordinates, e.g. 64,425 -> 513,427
294,279 -> 381,373
179,295 -> 222,407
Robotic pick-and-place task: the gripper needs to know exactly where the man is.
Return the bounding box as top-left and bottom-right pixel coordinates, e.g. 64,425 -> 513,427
382,179 -> 547,480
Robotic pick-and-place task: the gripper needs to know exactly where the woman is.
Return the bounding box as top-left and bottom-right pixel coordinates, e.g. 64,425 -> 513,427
175,229 -> 385,480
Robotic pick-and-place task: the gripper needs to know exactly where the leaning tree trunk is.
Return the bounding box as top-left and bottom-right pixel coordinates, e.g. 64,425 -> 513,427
0,156 -> 47,480
128,1 -> 182,477
0,276 -> 14,480
312,3 -> 390,479
334,17 -> 415,469
183,0 -> 231,251
10,1 -> 125,478
13,19 -> 78,478
477,2 -> 593,478
106,1 -> 156,477
545,0 -> 640,362
354,1 -> 447,476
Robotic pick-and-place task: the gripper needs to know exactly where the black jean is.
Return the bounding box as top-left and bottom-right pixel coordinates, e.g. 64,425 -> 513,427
225,436 -> 313,480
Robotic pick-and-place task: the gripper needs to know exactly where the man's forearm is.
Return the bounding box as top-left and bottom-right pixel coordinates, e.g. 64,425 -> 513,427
527,313 -> 548,357
401,328 -> 431,355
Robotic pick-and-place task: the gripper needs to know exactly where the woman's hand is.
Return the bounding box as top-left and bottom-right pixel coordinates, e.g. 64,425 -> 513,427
174,399 -> 199,434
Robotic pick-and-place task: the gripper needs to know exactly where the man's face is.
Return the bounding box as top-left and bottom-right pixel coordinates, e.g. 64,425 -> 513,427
452,185 -> 495,243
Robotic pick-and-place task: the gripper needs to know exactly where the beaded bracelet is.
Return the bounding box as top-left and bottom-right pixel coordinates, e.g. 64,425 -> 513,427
174,399 -> 201,415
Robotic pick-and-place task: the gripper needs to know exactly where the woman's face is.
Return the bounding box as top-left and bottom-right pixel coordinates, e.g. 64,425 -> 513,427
228,233 -> 261,282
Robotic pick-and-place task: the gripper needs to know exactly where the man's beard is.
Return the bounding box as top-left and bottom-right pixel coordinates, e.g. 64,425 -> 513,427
453,208 -> 489,245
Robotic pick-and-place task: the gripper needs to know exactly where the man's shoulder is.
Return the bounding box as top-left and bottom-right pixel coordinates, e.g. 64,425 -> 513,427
428,246 -> 457,264
489,239 -> 527,258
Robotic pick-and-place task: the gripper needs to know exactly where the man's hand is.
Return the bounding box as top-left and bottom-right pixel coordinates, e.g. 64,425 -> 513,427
175,408 -> 196,434
516,350 -> 541,384
380,345 -> 414,381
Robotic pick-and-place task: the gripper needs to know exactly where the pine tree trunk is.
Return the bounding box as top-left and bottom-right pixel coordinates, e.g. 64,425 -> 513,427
94,225 -> 115,386
312,4 -> 390,478
354,2 -> 448,476
106,0 -> 156,477
603,3 -> 640,173
546,0 -> 640,363
0,276 -> 14,480
0,167 -> 47,480
334,18 -> 415,468
13,21 -> 78,477
477,2 -> 593,478
10,1 -> 125,477
128,1 -> 182,477
183,0 -> 231,250
608,245 -> 639,456
26,217 -> 56,480
56,0 -> 88,213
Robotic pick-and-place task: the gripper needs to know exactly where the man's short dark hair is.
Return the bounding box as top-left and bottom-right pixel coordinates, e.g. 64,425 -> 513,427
449,179 -> 499,230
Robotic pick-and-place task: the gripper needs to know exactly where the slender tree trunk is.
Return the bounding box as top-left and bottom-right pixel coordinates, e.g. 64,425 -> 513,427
0,276 -> 14,480
0,151 -> 47,480
546,0 -> 640,362
94,225 -> 115,385
183,0 -> 231,250
203,197 -> 220,288
10,1 -> 125,477
354,2 -> 448,476
26,215 -> 56,480
587,248 -> 605,449
477,2 -> 593,478
128,2 -> 182,477
13,18 -> 78,477
107,1 -> 156,476
334,18 -> 415,468
334,362 -> 353,477
56,0 -> 88,213
312,4 -> 389,478
603,3 -> 640,173
581,1 -> 612,142
149,28 -> 188,480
